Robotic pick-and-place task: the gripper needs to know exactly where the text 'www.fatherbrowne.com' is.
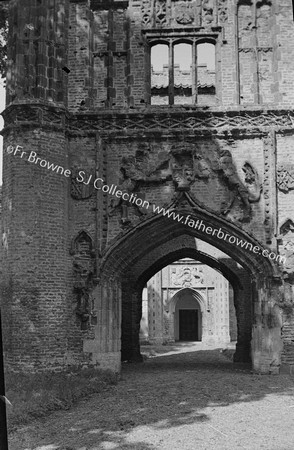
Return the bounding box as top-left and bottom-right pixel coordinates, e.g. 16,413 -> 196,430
6,145 -> 286,266
152,203 -> 286,265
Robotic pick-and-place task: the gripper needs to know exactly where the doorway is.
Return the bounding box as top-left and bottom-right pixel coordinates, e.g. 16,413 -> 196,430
179,309 -> 198,341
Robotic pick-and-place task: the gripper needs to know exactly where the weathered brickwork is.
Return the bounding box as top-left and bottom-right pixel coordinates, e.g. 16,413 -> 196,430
1,0 -> 294,375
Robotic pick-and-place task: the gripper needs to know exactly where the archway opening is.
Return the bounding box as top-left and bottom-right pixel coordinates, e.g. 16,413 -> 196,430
175,289 -> 202,341
101,208 -> 279,373
140,257 -> 238,350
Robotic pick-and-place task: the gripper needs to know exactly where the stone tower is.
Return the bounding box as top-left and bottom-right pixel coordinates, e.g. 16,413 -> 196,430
1,0 -> 294,374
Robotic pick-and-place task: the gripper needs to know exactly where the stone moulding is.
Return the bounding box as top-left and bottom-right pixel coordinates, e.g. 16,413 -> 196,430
68,110 -> 294,135
1,105 -> 294,136
1,103 -> 68,135
100,197 -> 280,281
89,0 -> 129,10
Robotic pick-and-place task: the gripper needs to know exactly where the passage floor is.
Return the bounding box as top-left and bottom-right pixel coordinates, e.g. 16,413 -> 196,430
9,343 -> 294,450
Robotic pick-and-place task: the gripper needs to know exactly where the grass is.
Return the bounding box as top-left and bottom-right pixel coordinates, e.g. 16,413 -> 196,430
4,366 -> 118,432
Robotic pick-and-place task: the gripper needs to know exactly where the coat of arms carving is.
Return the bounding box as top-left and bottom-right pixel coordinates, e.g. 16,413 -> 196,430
277,165 -> 294,193
175,2 -> 194,24
171,266 -> 204,287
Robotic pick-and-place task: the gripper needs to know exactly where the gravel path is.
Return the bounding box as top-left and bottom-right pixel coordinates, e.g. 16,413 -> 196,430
8,345 -> 294,450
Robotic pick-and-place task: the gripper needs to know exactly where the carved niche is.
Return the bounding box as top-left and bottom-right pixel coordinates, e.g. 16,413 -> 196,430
277,165 -> 294,193
71,231 -> 96,329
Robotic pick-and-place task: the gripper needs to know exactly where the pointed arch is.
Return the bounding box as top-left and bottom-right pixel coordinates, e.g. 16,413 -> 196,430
101,206 -> 279,282
168,287 -> 206,314
70,230 -> 94,256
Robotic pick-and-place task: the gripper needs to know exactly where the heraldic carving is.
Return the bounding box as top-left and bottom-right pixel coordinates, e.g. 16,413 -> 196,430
277,165 -> 294,193
169,147 -> 211,191
171,266 -> 204,287
163,146 -> 261,223
140,0 -> 223,28
175,2 -> 194,24
109,144 -> 262,225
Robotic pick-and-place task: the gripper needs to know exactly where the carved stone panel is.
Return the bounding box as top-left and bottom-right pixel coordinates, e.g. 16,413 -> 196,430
71,168 -> 95,200
277,165 -> 294,193
175,1 -> 195,24
142,0 -> 153,26
109,149 -> 169,224
202,0 -> 214,25
215,151 -> 262,222
170,266 -> 205,287
155,0 -> 167,26
140,0 -> 222,28
218,0 -> 228,24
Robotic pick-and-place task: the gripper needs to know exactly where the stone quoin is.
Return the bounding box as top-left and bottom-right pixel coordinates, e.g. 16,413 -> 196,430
1,0 -> 294,375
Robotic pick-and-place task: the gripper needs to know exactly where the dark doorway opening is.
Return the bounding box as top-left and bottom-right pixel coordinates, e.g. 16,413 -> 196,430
179,309 -> 198,341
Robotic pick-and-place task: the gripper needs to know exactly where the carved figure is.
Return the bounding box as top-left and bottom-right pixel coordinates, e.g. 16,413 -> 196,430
242,162 -> 262,202
109,155 -> 167,224
170,151 -> 210,191
72,231 -> 96,329
192,267 -> 204,285
217,151 -> 262,220
193,153 -> 211,179
278,219 -> 294,273
172,163 -> 194,191
73,258 -> 94,328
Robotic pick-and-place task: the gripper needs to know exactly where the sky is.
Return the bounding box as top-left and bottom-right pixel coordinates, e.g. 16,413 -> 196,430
151,43 -> 215,71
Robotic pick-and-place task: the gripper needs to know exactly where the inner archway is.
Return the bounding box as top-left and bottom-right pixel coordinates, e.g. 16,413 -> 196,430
140,257 -> 238,349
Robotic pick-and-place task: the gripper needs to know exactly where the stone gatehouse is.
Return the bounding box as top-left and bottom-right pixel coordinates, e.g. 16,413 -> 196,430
1,0 -> 294,375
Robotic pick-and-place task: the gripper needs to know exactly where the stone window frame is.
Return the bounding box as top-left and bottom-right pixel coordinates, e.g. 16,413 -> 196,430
143,29 -> 221,106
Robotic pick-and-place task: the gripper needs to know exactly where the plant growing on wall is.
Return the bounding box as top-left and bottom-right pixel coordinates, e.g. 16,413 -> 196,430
0,1 -> 8,82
